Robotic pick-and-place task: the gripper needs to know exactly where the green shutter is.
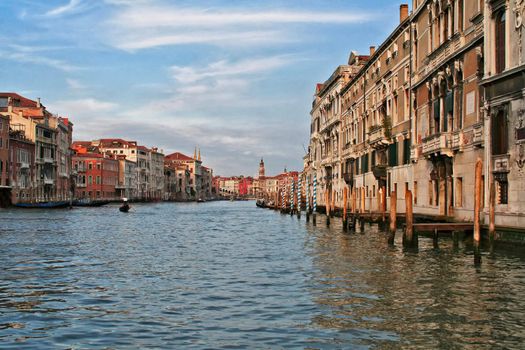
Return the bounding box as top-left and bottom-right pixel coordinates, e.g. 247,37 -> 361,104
388,142 -> 398,167
445,91 -> 453,132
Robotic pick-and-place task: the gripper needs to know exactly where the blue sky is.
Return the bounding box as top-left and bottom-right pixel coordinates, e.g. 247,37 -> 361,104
0,0 -> 408,176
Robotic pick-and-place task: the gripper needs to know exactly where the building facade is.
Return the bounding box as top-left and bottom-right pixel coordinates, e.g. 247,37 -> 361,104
304,1 -> 525,230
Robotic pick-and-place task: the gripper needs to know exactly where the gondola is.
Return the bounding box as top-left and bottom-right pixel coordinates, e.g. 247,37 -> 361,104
256,199 -> 267,208
14,201 -> 70,209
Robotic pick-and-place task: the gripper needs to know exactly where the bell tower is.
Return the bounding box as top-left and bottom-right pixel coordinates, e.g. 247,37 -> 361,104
259,158 -> 265,178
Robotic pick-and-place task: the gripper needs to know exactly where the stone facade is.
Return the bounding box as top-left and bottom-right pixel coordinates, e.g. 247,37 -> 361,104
304,1 -> 525,230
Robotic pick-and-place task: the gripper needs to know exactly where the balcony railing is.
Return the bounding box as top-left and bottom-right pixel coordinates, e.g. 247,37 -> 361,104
368,125 -> 390,148
422,132 -> 453,157
43,178 -> 55,185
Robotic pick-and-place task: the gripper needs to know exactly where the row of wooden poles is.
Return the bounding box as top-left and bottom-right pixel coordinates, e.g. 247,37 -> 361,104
273,159 -> 494,262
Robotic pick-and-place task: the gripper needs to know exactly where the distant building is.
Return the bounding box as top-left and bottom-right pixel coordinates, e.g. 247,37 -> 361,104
8,125 -> 35,204
72,143 -> 119,200
0,93 -> 73,203
0,114 -> 9,205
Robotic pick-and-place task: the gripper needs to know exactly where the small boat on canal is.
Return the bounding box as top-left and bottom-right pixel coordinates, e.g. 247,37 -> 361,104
14,201 -> 70,209
256,199 -> 267,208
119,198 -> 130,213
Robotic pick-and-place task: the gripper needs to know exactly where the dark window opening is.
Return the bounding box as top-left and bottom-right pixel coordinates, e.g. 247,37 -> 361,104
491,110 -> 508,155
495,10 -> 506,74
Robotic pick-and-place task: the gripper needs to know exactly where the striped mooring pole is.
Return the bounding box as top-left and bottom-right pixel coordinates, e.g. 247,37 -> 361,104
306,177 -> 310,222
281,186 -> 285,212
297,176 -> 302,219
290,179 -> 294,216
313,174 -> 317,225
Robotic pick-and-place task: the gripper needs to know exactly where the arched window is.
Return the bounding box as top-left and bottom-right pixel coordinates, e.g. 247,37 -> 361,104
495,10 -> 506,74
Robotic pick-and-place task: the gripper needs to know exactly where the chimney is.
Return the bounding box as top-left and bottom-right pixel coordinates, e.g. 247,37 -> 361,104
370,46 -> 376,56
400,4 -> 409,23
37,97 -> 41,108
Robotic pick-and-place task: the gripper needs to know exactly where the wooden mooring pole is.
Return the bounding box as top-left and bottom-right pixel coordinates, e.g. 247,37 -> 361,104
489,181 -> 495,244
343,187 -> 348,231
474,158 -> 482,265
388,190 -> 396,245
325,191 -> 330,227
403,189 -> 416,247
331,190 -> 335,218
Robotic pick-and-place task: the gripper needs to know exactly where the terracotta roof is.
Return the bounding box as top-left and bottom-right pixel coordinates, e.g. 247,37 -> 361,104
98,138 -> 137,148
137,145 -> 150,152
0,92 -> 38,108
165,152 -> 194,161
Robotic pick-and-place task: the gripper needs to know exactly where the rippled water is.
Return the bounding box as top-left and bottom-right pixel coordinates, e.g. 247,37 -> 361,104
0,201 -> 524,349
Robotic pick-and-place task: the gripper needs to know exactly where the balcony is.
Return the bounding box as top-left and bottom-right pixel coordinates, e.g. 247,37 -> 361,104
368,125 -> 390,149
472,122 -> 484,146
422,132 -> 453,157
19,162 -> 30,169
451,131 -> 463,151
43,178 -> 54,185
343,172 -> 354,185
372,164 -> 387,180
76,183 -> 87,188
43,157 -> 55,164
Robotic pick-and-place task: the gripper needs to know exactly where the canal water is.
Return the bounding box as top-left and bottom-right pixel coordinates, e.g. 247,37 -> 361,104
0,201 -> 524,349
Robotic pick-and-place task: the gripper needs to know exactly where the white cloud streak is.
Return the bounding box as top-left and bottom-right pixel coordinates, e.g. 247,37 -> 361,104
170,56 -> 295,83
45,0 -> 82,17
0,50 -> 80,72
107,3 -> 371,50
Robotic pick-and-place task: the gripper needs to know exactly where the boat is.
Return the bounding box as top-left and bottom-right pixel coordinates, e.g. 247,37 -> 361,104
14,201 -> 70,209
119,198 -> 130,212
197,198 -> 205,203
72,199 -> 110,207
256,199 -> 267,208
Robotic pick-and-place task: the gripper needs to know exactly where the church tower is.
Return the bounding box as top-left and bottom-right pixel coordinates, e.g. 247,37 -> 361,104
259,158 -> 265,178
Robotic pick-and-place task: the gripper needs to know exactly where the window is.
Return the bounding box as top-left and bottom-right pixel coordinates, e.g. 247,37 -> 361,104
403,138 -> 411,165
88,163 -> 93,170
96,176 -> 101,184
495,10 -> 506,74
491,110 -> 508,155
88,175 -> 92,184
497,180 -> 508,204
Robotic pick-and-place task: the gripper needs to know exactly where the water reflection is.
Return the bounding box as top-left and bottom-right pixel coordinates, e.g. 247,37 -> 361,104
0,202 -> 524,349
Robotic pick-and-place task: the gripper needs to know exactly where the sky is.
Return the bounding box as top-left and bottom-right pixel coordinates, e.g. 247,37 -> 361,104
0,0 -> 408,176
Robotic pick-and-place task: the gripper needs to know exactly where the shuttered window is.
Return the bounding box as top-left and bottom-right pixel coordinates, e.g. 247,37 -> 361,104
491,110 -> 508,155
444,91 -> 453,132
388,142 -> 398,167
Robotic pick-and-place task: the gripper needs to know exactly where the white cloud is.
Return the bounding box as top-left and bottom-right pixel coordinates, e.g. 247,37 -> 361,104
50,98 -> 118,118
0,49 -> 80,72
66,78 -> 86,90
107,3 -> 371,50
45,0 -> 83,17
115,30 -> 288,51
170,56 -> 295,83
113,6 -> 369,28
